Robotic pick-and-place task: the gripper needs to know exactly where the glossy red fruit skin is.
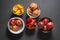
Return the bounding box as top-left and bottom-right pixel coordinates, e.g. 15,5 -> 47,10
32,19 -> 36,22
20,21 -> 23,25
38,22 -> 40,28
30,25 -> 35,29
47,22 -> 54,29
15,20 -> 20,26
43,25 -> 47,31
31,18 -> 36,25
38,21 -> 44,28
26,22 -> 36,30
27,24 -> 35,29
26,18 -> 36,30
15,19 -> 23,26
43,18 -> 49,25
26,18 -> 32,24
26,23 -> 30,27
9,19 -> 15,26
30,21 -> 36,25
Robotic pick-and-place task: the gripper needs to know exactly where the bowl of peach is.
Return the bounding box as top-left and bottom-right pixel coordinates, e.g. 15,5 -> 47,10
27,2 -> 41,18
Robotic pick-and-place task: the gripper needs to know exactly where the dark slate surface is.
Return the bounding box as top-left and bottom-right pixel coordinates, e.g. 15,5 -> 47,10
0,0 -> 60,40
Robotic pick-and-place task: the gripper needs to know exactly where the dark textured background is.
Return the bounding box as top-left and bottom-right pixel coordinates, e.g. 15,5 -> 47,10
0,0 -> 60,40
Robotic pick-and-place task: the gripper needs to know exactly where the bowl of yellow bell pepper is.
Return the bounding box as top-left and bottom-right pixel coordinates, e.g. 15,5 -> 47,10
13,4 -> 24,16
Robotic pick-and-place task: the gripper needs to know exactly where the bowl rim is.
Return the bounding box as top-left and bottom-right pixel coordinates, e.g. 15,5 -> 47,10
8,17 -> 25,34
39,17 -> 53,22
27,7 -> 41,18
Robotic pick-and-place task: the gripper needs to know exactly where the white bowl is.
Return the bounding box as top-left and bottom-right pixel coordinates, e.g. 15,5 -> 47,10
27,7 -> 41,18
8,17 -> 25,34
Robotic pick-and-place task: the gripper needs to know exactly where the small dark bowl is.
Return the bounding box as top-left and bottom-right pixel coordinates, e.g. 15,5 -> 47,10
38,17 -> 54,33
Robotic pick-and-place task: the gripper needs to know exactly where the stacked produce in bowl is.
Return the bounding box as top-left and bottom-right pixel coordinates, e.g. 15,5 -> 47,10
26,17 -> 36,30
13,4 -> 24,16
27,3 -> 41,18
8,17 -> 25,34
38,17 -> 54,33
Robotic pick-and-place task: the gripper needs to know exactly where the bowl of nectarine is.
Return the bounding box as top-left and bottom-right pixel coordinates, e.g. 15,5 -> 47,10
38,17 -> 54,33
8,17 -> 25,34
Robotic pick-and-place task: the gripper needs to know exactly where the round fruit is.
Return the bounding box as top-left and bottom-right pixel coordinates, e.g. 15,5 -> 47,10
12,25 -> 18,31
9,19 -> 15,26
28,7 -> 32,14
30,21 -> 36,25
16,19 -> 22,26
26,17 -> 36,30
30,25 -> 35,29
26,18 -> 32,24
43,18 -> 49,25
32,19 -> 36,22
33,9 -> 39,16
26,23 -> 30,27
38,21 -> 44,28
30,3 -> 38,10
47,22 -> 54,29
